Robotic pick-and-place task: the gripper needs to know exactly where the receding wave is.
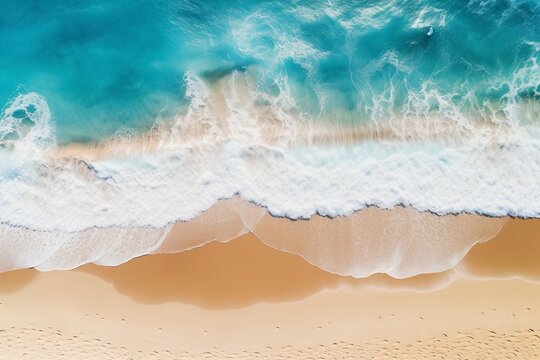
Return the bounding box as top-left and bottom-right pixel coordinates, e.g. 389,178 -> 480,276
0,197 -> 506,278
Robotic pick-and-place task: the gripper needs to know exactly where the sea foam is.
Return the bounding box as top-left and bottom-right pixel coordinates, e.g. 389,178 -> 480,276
0,71 -> 535,275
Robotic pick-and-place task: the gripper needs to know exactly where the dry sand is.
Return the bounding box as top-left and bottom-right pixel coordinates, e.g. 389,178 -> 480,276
0,219 -> 539,359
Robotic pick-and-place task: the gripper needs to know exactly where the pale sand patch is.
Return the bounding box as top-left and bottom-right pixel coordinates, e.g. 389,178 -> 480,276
0,327 -> 538,359
0,220 -> 539,358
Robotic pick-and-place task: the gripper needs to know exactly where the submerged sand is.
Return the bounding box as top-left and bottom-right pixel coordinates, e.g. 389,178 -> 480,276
0,218 -> 539,358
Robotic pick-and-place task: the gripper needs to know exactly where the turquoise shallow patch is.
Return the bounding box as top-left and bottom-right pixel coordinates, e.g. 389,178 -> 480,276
1,0 -> 539,144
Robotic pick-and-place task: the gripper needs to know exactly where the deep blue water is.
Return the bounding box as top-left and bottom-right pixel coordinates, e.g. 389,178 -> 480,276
1,0 -> 539,143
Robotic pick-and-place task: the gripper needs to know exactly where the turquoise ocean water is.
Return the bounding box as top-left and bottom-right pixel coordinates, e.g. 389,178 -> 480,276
1,0 -> 539,143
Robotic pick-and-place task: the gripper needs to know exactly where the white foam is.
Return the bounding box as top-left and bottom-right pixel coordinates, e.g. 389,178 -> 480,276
0,92 -> 55,155
0,74 -> 538,274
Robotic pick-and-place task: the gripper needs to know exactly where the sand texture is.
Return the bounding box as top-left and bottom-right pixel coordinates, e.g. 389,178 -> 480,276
1,326 -> 539,359
0,219 -> 539,359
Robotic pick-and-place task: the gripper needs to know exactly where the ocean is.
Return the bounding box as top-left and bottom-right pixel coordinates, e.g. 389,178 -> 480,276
2,0 -> 539,141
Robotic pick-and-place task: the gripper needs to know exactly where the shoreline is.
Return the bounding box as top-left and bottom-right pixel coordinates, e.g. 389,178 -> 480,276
1,198 -> 507,277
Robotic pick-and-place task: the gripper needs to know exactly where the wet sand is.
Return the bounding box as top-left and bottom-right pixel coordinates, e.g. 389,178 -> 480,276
0,219 -> 539,359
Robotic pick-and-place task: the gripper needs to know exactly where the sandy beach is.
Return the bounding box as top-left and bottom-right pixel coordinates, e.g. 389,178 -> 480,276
2,1 -> 539,358
1,217 -> 539,359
